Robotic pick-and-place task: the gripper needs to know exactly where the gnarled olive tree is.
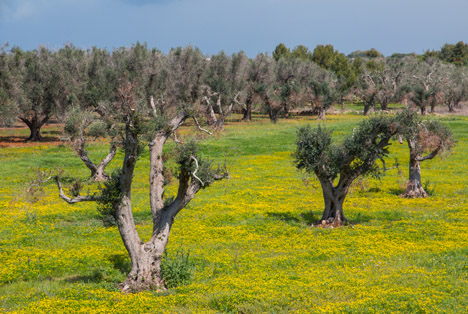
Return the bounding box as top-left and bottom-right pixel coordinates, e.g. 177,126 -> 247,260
398,111 -> 455,198
294,113 -> 412,225
55,47 -> 228,292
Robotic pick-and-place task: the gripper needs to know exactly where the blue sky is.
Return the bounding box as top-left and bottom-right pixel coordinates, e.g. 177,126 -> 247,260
1,0 -> 467,56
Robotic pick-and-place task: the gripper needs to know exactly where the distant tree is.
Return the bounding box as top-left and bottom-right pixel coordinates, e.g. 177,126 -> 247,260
0,44 -> 16,127
364,48 -> 383,58
356,58 -> 402,114
294,113 -> 412,225
273,43 -> 291,61
440,41 -> 468,66
348,48 -> 383,59
306,70 -> 340,120
245,53 -> 276,121
291,45 -> 312,61
8,47 -> 65,141
443,65 -> 468,112
312,44 -> 357,93
400,57 -> 445,115
55,46 -> 228,292
398,111 -> 455,198
202,50 -> 248,129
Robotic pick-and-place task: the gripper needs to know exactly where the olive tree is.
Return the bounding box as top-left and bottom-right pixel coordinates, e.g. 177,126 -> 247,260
6,46 -> 80,141
202,50 -> 248,129
443,65 -> 468,112
294,113 -> 412,225
0,44 -> 17,127
305,67 -> 340,120
54,46 -> 228,292
239,53 -> 274,121
356,58 -> 402,115
400,57 -> 445,115
398,111 -> 455,198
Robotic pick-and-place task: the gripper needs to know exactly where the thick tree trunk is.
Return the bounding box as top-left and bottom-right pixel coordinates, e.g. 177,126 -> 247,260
317,107 -> 326,120
268,107 -> 281,123
363,104 -> 371,116
21,115 -> 49,142
242,105 -> 251,121
282,102 -> 290,118
420,105 -> 427,115
401,142 -> 427,198
447,102 -> 455,112
120,111 -> 192,292
319,180 -> 348,225
363,99 -> 375,116
380,100 -> 388,111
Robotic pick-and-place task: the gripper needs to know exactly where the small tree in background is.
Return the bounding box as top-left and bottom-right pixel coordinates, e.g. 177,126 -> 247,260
8,47 -> 64,141
305,68 -> 340,120
294,113 -> 412,225
398,111 -> 455,198
273,43 -> 291,61
399,57 -> 446,115
202,50 -> 248,129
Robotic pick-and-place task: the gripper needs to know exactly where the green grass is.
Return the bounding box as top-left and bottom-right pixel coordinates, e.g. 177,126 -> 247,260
1,113 -> 468,313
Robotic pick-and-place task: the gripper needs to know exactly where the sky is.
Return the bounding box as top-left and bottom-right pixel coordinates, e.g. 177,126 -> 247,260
1,0 -> 468,57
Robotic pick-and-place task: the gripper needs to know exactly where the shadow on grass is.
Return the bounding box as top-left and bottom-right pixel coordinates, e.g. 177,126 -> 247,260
266,211 -> 317,226
389,187 -> 405,196
0,135 -> 61,145
65,270 -> 104,284
109,254 -> 131,274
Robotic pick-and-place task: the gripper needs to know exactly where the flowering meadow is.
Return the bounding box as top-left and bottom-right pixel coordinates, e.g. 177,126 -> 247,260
1,114 -> 467,313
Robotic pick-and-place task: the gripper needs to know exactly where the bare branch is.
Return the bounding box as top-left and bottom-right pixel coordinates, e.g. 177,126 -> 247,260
171,131 -> 182,144
190,155 -> 204,187
192,116 -> 213,135
149,96 -> 158,117
54,176 -> 102,204
416,146 -> 442,162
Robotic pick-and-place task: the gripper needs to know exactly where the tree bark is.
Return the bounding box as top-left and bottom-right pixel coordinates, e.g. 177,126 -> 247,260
20,114 -> 49,142
317,107 -> 326,120
318,179 -> 348,225
380,100 -> 388,111
447,102 -> 455,112
121,111 -> 190,292
242,98 -> 252,121
420,105 -> 427,115
74,140 -> 116,181
401,140 -> 427,198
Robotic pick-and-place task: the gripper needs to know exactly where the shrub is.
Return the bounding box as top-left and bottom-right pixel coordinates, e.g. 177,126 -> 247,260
161,249 -> 194,288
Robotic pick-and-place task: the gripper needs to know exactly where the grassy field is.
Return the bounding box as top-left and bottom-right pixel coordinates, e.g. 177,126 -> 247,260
0,112 -> 467,313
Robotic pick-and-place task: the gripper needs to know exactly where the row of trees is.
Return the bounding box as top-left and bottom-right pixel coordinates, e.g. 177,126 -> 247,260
1,43 -> 467,142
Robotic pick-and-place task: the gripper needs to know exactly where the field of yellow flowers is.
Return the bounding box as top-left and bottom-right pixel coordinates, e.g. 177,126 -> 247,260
1,114 -> 467,313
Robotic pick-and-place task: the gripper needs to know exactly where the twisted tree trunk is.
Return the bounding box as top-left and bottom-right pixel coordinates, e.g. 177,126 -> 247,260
317,107 -> 326,120
401,140 -> 427,198
318,179 -> 349,225
401,157 -> 427,198
20,114 -> 49,142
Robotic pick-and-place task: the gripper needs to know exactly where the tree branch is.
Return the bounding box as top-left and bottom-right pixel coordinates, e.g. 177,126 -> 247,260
192,116 -> 213,135
54,176 -> 102,204
416,146 -> 442,162
190,155 -> 204,186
